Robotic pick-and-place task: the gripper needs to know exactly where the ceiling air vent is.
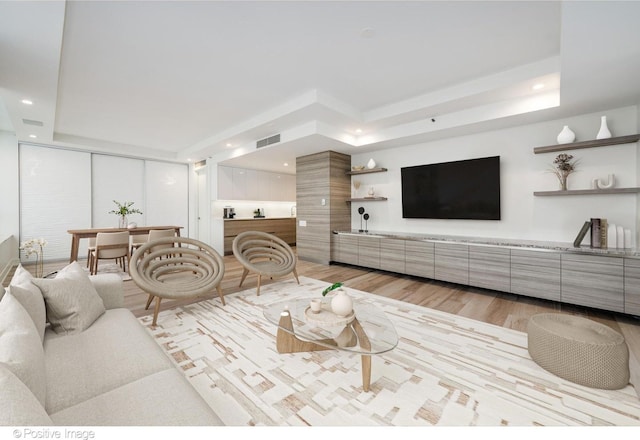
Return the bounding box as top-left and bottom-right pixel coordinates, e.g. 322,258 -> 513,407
194,159 -> 207,170
256,134 -> 280,149
22,119 -> 43,126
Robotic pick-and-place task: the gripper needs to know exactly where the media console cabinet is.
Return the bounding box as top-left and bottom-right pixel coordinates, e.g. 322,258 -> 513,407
331,230 -> 640,316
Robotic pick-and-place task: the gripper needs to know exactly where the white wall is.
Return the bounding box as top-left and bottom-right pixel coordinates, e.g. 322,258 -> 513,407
0,131 -> 19,279
351,106 -> 639,246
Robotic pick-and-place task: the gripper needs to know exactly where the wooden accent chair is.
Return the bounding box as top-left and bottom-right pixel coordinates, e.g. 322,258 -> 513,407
232,231 -> 299,296
129,236 -> 226,326
90,231 -> 130,275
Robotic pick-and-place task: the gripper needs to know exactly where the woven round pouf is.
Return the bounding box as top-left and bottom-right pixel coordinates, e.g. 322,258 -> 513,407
527,313 -> 630,390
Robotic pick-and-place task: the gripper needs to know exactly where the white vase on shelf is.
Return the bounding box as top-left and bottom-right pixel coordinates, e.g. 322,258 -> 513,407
557,125 -> 576,144
367,158 -> 376,169
596,116 -> 612,140
607,223 -> 617,249
617,225 -> 624,248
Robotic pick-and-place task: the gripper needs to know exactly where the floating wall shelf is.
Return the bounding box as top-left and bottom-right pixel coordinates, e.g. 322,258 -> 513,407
346,167 -> 388,175
534,188 -> 640,196
533,134 -> 640,154
347,197 -> 388,202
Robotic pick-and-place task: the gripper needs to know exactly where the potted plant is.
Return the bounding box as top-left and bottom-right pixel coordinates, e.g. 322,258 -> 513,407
109,200 -> 143,228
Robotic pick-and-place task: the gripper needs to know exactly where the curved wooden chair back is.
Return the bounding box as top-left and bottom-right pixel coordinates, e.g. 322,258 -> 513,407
232,231 -> 299,296
129,236 -> 226,326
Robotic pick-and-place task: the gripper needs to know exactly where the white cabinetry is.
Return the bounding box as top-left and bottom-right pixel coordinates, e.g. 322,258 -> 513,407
218,166 -> 295,201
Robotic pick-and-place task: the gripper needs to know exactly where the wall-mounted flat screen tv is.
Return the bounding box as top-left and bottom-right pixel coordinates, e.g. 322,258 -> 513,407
401,156 -> 501,220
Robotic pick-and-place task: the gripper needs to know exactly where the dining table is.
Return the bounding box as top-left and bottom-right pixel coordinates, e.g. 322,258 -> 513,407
67,226 -> 182,263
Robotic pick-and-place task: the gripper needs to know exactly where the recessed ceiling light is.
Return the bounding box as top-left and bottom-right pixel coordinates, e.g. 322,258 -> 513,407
283,162 -> 289,167
21,99 -> 33,105
226,143 -> 232,148
355,128 -> 362,134
29,134 -> 37,138
360,27 -> 376,39
532,83 -> 545,91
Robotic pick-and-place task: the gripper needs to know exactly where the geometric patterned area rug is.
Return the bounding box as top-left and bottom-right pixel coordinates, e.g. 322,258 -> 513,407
138,276 -> 640,426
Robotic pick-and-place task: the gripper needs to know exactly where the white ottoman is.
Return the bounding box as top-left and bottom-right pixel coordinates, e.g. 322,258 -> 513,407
527,313 -> 630,390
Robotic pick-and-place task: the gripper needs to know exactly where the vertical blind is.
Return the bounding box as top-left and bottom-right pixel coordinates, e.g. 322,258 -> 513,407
19,144 -> 189,262
20,145 -> 92,261
92,154 -> 145,228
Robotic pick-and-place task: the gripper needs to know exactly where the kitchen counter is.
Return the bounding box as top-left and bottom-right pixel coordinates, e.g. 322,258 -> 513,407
224,216 -> 296,221
224,217 -> 296,255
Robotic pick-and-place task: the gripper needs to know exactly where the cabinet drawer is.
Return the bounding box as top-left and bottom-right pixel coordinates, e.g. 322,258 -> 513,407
358,236 -> 380,269
434,243 -> 468,285
510,249 -> 561,301
405,240 -> 434,279
380,238 -> 405,274
561,253 -> 624,313
333,234 -> 358,264
624,258 -> 640,315
468,246 -> 510,292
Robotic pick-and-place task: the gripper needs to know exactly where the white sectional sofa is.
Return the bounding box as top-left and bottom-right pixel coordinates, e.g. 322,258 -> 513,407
0,262 -> 223,426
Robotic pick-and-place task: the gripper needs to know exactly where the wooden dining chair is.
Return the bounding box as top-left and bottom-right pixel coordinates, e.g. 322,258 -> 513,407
90,231 -> 130,275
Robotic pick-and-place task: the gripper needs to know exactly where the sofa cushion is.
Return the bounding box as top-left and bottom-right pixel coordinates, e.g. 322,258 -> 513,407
0,293 -> 46,406
32,266 -> 106,335
7,264 -> 46,342
44,308 -> 173,414
49,368 -> 223,426
0,363 -> 52,426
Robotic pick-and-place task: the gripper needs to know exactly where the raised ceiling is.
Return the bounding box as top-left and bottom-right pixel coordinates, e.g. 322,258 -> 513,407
1,1 -> 639,173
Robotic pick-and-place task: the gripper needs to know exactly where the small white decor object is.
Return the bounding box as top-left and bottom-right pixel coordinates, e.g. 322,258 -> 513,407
367,158 -> 376,169
368,186 -> 375,197
607,223 -> 617,249
591,178 -> 599,189
127,222 -> 137,229
557,125 -> 576,144
331,288 -> 354,317
596,116 -> 612,139
624,229 -> 632,248
596,174 -> 615,189
309,298 -> 322,313
617,225 -> 624,248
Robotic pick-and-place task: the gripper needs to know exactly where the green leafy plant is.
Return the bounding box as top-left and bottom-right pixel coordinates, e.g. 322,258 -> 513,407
109,200 -> 143,217
322,282 -> 343,297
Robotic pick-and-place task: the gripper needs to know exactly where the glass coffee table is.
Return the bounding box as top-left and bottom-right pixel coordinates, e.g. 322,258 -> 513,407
263,297 -> 398,392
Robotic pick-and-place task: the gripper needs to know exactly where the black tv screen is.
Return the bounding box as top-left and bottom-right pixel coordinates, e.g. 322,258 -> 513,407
401,156 -> 501,220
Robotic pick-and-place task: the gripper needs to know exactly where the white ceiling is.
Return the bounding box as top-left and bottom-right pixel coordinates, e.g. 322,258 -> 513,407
1,1 -> 639,174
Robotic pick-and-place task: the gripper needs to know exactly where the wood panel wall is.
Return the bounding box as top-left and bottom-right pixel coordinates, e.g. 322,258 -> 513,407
296,151 -> 351,264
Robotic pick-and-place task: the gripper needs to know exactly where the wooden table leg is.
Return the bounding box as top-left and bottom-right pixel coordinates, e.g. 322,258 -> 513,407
70,234 -> 80,263
352,318 -> 372,392
276,309 -> 335,353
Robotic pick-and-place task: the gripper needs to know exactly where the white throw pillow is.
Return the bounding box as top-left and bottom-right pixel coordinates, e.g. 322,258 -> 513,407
0,293 -> 47,406
32,262 -> 106,335
0,363 -> 51,426
6,285 -> 47,343
7,264 -> 47,342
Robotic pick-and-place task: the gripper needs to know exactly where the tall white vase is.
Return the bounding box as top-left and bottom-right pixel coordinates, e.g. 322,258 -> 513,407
596,116 -> 612,139
557,125 -> 575,144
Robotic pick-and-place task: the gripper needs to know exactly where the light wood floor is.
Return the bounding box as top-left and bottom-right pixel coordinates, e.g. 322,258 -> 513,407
6,251 -> 640,358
